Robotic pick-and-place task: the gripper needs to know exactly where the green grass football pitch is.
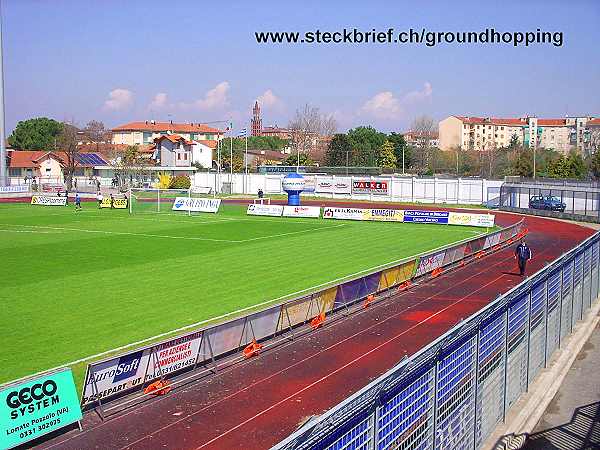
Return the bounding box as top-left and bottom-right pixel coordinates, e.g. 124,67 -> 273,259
0,201 -> 485,386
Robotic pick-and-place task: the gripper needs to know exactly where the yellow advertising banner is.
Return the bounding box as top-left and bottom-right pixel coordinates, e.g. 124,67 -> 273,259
362,209 -> 404,222
100,197 -> 128,209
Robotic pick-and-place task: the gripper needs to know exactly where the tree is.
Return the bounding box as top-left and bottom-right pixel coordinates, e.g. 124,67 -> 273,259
283,152 -> 313,166
8,117 -> 63,150
513,149 -> 534,177
566,151 -> 587,179
222,154 -> 244,173
324,134 -> 352,167
288,104 -> 337,159
81,120 -> 107,142
377,140 -> 396,169
409,116 -> 436,173
590,148 -> 600,178
56,122 -> 80,189
387,132 -> 411,171
347,126 -> 386,166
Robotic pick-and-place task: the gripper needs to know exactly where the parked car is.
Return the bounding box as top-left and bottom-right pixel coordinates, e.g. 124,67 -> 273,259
528,195 -> 566,212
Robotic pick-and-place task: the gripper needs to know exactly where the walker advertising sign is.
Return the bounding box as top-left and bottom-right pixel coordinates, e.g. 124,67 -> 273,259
352,179 -> 389,195
323,207 -> 365,221
30,196 -> 67,206
0,368 -> 82,449
246,204 -> 284,217
81,350 -> 151,407
282,205 -> 321,218
403,210 -> 450,224
172,197 -> 221,213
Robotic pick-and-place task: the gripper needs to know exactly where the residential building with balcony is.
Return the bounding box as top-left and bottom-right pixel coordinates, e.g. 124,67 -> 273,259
439,115 -> 596,153
112,120 -> 224,146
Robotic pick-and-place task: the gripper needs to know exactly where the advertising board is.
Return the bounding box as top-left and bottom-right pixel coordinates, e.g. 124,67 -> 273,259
81,350 -> 151,407
0,185 -> 28,193
247,204 -> 284,217
171,197 -> 221,213
282,205 -> 321,218
403,210 -> 450,224
322,207 -> 365,221
100,197 -> 128,209
315,177 -> 352,194
448,212 -> 495,228
145,332 -> 204,380
0,369 -> 82,449
30,196 -> 67,206
362,209 -> 404,222
352,179 -> 389,195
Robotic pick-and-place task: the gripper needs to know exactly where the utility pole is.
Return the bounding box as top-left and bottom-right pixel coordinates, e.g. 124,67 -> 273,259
0,3 -> 7,186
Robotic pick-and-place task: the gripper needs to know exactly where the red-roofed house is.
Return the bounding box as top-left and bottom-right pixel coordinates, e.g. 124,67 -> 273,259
7,150 -> 107,184
153,135 -> 193,167
439,115 -> 597,153
112,120 -> 224,146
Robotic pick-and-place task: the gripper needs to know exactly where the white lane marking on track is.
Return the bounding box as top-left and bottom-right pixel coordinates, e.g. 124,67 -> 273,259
47,248 -> 512,448
43,248 -> 522,450
192,270 -> 520,449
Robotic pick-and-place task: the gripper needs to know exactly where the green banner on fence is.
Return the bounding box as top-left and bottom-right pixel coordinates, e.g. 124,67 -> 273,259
0,368 -> 82,449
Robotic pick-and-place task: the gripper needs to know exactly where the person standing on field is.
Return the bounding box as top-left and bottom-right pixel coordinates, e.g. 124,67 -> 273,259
97,191 -> 103,209
75,192 -> 82,211
515,240 -> 533,276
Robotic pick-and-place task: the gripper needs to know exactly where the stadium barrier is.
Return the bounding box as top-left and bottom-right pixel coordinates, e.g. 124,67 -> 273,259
79,219 -> 524,416
272,229 -> 600,450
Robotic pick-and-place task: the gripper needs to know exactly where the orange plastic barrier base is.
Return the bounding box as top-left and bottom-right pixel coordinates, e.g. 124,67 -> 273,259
243,339 -> 263,358
431,268 -> 443,278
398,280 -> 412,291
310,312 -> 326,330
363,294 -> 375,308
144,379 -> 172,396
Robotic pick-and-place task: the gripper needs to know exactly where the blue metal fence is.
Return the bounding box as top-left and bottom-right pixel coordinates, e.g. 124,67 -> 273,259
274,231 -> 600,450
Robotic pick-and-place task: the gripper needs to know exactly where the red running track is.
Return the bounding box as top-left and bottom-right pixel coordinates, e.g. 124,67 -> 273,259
35,207 -> 594,450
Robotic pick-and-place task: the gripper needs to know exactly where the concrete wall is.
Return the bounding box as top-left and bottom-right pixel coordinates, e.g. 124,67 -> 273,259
193,172 -> 503,205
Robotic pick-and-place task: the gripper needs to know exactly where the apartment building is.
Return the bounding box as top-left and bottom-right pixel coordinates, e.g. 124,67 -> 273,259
439,115 -> 595,153
112,120 -> 224,146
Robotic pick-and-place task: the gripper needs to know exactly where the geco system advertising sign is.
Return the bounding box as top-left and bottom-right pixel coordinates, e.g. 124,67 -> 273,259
0,368 -> 82,449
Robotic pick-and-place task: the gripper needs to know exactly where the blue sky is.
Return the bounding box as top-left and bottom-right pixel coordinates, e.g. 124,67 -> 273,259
4,0 -> 600,135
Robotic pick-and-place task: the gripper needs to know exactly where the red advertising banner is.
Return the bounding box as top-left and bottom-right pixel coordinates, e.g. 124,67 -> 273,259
352,179 -> 389,195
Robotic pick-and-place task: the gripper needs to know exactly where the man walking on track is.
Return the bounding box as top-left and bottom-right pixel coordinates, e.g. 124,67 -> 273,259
515,240 -> 533,276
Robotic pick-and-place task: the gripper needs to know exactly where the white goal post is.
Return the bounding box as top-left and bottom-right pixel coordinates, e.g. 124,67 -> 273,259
128,188 -> 221,216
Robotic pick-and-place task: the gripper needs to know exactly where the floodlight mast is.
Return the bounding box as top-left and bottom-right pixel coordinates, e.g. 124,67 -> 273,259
0,3 -> 7,187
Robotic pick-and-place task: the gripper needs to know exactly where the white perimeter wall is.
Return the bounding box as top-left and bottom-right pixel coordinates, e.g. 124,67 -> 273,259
193,172 -> 503,205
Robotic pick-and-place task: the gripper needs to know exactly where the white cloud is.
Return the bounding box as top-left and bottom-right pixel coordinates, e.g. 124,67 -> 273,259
404,82 -> 433,103
256,89 -> 283,110
361,91 -> 403,120
359,82 -> 433,121
148,92 -> 169,111
194,81 -> 230,110
103,88 -> 134,111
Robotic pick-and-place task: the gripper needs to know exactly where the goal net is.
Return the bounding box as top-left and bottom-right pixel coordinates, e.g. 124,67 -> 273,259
129,188 -> 220,215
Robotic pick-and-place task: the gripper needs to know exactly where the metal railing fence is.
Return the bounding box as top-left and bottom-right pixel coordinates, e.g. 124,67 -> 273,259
273,230 -> 600,450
